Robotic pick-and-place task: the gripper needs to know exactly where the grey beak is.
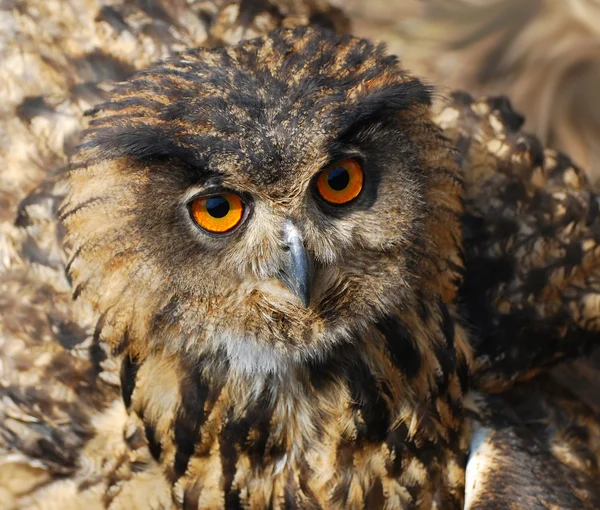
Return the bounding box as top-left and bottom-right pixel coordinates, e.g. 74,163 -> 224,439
278,220 -> 314,308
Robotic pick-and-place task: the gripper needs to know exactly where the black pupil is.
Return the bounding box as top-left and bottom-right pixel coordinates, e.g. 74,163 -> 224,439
327,166 -> 350,191
206,196 -> 230,218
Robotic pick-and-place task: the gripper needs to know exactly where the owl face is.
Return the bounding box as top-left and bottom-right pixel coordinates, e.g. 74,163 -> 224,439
62,28 -> 462,374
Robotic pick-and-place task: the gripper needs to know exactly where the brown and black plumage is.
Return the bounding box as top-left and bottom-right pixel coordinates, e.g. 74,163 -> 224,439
61,27 -> 470,508
435,92 -> 600,392
1,1 -> 600,509
435,93 -> 600,508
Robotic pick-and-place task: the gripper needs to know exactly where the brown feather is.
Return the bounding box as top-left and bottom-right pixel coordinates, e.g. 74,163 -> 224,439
1,1 -> 600,509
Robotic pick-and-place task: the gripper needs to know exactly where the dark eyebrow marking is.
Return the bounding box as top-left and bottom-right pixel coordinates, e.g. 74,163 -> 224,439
335,78 -> 433,139
79,123 -> 189,159
78,123 -> 241,170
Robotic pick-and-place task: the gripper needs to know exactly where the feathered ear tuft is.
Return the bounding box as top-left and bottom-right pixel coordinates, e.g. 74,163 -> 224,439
79,122 -> 181,161
77,121 -> 216,170
335,76 -> 433,137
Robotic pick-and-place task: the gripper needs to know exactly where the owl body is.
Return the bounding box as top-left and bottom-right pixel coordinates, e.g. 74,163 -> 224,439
58,27 -> 470,508
2,1 -> 600,509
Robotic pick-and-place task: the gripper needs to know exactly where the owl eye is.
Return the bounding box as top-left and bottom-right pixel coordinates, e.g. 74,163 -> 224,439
190,193 -> 245,234
316,158 -> 364,205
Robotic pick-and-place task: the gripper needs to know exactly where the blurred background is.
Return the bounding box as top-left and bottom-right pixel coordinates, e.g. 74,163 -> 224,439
333,0 -> 600,185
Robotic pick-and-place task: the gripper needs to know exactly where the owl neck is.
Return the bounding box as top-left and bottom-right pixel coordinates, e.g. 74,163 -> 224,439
120,297 -> 471,500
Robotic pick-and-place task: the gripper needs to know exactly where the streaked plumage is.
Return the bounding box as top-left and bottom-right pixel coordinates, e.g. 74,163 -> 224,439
0,1 -> 599,509
60,26 -> 471,508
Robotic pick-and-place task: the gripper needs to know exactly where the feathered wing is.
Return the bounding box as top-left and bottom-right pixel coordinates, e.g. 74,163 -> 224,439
434,92 -> 600,392
438,93 -> 600,508
464,378 -> 600,510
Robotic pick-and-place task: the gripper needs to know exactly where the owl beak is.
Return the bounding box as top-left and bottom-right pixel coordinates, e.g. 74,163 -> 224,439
279,220 -> 314,308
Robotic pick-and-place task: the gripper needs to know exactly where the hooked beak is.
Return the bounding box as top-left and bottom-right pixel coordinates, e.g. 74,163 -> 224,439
278,220 -> 314,308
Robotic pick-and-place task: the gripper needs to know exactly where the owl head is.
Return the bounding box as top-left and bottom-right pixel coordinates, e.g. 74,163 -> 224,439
61,27 -> 463,375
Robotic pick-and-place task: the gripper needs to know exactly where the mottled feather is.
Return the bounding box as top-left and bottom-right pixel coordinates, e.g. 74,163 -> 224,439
0,1 -> 600,509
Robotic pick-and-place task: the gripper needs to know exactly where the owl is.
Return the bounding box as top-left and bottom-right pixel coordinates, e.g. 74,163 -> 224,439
2,1 -> 600,509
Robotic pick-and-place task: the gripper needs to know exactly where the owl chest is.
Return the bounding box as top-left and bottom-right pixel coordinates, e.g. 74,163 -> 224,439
166,429 -> 467,510
123,325 -> 469,509
153,400 -> 468,510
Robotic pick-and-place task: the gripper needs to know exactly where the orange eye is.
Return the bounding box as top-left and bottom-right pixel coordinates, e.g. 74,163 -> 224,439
316,158 -> 364,205
190,193 -> 244,234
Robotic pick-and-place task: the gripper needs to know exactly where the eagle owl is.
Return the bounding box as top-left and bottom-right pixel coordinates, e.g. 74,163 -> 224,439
2,1 -> 600,509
